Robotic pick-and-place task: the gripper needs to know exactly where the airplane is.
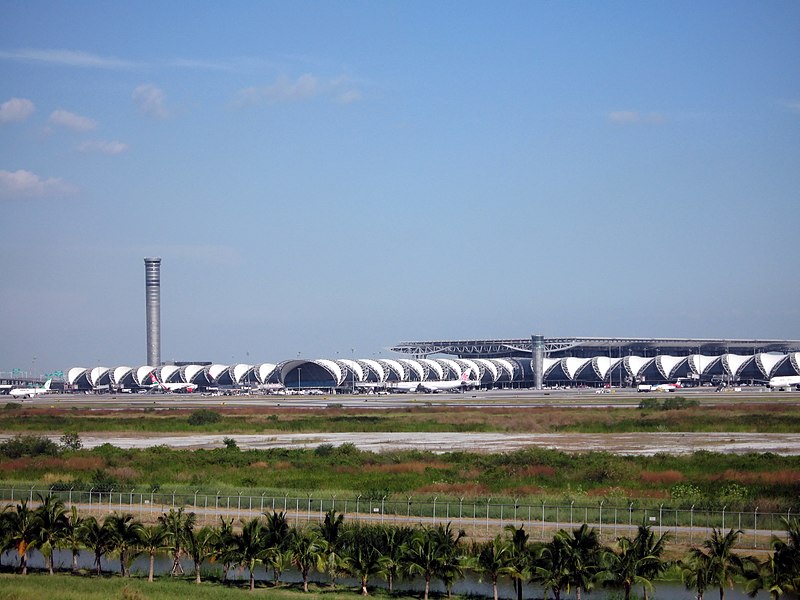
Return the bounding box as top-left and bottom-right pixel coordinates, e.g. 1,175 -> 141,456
9,379 -> 53,399
652,381 -> 683,392
146,373 -> 197,393
418,371 -> 475,393
768,376 -> 800,391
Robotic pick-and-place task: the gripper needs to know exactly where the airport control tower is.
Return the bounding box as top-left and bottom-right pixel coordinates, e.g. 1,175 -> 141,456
144,257 -> 161,366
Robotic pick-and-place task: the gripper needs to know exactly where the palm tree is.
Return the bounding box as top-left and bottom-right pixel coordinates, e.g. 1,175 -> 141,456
401,526 -> 444,600
341,525 -> 391,596
4,500 -> 39,575
62,505 -> 86,574
290,527 -> 327,593
138,523 -> 171,582
214,516 -> 237,583
158,507 -> 197,576
379,525 -> 413,594
476,535 -> 514,600
432,522 -> 466,598
505,524 -> 531,600
262,510 -> 291,584
688,528 -> 746,600
33,493 -> 68,575
187,525 -> 218,585
603,525 -> 669,600
681,549 -> 714,600
561,524 -> 603,600
229,517 -> 267,591
79,515 -> 113,575
318,509 -> 346,587
743,519 -> 800,600
531,534 -> 571,600
104,512 -> 143,577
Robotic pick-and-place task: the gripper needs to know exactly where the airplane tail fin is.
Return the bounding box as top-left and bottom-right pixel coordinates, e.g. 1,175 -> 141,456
44,379 -> 52,391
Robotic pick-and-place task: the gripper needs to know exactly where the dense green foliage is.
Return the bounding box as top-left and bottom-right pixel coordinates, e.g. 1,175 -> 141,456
2,503 -> 799,600
2,438 -> 799,509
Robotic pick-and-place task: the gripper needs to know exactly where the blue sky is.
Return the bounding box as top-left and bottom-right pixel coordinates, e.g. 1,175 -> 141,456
1,1 -> 799,373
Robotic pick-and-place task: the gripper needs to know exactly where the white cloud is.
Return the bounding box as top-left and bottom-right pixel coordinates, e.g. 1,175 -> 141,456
236,74 -> 320,106
48,109 -> 97,132
0,97 -> 35,123
336,89 -> 362,105
608,110 -> 666,125
132,84 -> 168,119
0,48 -> 136,69
783,101 -> 800,114
0,169 -> 77,199
77,140 -> 129,155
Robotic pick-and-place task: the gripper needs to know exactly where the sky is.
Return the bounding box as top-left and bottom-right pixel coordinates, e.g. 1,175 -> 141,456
1,1 -> 799,374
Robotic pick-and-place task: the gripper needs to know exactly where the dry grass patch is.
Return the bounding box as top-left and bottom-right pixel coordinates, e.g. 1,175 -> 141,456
640,470 -> 685,485
107,466 -> 140,482
64,456 -> 105,470
519,465 -> 557,478
364,461 -> 450,474
715,469 -> 800,485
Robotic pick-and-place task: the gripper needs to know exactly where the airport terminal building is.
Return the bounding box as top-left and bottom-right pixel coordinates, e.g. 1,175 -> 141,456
66,336 -> 800,393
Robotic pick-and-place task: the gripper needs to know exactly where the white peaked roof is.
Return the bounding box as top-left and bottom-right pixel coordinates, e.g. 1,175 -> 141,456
688,355 -> 720,375
655,356 -> 687,380
111,366 -> 132,385
256,363 -> 277,383
474,359 -> 498,382
339,359 -> 365,382
755,353 -> 787,378
88,367 -> 109,387
494,359 -> 516,380
134,366 -> 156,385
67,367 -> 87,385
543,357 -> 561,377
439,358 -> 465,379
207,364 -> 229,381
359,359 -> 386,382
561,357 -> 592,380
791,353 -> 800,373
158,365 -> 181,383
419,359 -> 444,380
591,356 -> 619,380
182,365 -> 206,383
625,356 -> 652,378
399,359 -> 426,380
461,359 -> 481,380
722,354 -> 753,377
315,359 -> 345,385
378,359 -> 406,380
231,364 -> 254,384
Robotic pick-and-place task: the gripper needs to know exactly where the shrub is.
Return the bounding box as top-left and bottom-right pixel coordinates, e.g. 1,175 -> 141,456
0,434 -> 59,458
4,402 -> 22,410
60,431 -> 83,450
222,437 -> 238,450
188,409 -> 222,426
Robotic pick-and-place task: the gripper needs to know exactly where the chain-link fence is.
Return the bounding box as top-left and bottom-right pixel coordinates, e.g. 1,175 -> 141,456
2,486 -> 792,549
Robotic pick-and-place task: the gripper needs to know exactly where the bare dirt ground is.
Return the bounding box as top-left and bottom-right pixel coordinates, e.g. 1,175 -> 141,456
37,431 -> 800,455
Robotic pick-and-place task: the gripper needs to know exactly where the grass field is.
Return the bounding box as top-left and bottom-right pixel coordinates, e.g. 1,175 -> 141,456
3,402 -> 800,434
0,573 -> 402,600
2,401 -> 799,511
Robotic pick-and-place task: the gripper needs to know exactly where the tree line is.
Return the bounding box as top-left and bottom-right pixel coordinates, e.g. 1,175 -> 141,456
2,495 -> 800,599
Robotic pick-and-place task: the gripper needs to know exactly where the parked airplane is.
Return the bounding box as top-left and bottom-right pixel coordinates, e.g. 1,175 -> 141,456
147,373 -> 197,393
652,381 -> 683,392
9,379 -> 53,399
418,371 -> 475,393
768,376 -> 800,391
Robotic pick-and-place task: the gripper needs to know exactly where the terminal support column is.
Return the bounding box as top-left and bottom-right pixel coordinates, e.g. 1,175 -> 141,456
532,334 -> 544,390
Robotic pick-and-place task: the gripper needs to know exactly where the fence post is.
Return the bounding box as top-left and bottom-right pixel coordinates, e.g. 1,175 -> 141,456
599,500 -> 604,538
754,506 -> 759,548
690,505 -> 695,545
486,497 -> 491,533
433,497 -> 437,525
722,505 -> 726,531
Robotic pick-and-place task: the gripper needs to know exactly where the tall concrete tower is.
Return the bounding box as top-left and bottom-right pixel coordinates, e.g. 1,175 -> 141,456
144,257 -> 162,366
531,334 -> 544,390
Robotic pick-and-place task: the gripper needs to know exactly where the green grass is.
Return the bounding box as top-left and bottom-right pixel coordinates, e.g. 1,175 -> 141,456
0,573 -> 418,600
